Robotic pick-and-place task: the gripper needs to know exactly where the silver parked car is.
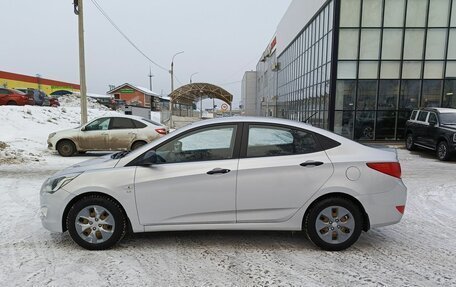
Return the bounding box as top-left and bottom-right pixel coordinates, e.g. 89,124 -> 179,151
48,115 -> 168,156
40,117 -> 407,251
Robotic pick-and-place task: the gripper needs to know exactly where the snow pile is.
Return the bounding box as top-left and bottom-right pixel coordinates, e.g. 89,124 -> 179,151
58,94 -> 110,110
0,105 -> 120,165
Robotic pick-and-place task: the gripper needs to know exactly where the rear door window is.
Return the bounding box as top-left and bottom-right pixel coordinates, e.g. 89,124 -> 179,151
417,111 -> 429,122
133,120 -> 147,129
410,110 -> 418,120
110,118 -> 136,130
246,125 -> 320,158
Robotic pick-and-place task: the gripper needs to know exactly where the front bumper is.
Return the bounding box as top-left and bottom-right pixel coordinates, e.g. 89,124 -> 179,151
40,188 -> 73,233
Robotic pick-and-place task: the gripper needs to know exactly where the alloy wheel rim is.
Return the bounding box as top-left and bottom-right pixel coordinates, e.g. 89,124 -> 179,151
438,143 -> 447,159
407,135 -> 413,148
315,206 -> 355,244
75,205 -> 115,244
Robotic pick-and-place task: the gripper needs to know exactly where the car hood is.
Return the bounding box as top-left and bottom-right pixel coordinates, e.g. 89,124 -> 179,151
53,154 -> 120,177
441,124 -> 456,131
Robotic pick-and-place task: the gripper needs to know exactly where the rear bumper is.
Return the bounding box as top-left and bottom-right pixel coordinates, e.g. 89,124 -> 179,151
357,180 -> 407,228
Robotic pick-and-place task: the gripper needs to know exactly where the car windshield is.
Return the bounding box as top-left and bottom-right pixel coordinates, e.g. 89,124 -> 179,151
440,113 -> 456,125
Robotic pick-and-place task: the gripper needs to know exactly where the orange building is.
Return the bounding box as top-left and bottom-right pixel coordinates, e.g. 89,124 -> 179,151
108,83 -> 159,108
0,70 -> 80,95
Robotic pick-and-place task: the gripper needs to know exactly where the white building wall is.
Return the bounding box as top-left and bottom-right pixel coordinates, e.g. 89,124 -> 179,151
241,71 -> 258,116
276,0 -> 326,55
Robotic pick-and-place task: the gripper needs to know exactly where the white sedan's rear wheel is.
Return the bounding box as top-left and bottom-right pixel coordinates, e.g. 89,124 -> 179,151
305,197 -> 363,251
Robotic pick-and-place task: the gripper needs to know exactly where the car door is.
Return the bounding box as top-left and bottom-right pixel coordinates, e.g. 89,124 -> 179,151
134,123 -> 241,226
108,117 -> 137,150
78,117 -> 111,150
425,112 -> 439,148
0,89 -> 8,104
414,111 -> 429,146
236,124 -> 334,223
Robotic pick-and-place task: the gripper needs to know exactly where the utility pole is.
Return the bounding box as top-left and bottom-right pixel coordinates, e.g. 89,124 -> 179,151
74,0 -> 88,124
148,67 -> 154,91
169,51 -> 184,129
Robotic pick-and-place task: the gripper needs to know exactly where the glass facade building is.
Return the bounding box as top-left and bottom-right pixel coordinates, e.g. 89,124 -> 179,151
270,0 -> 456,141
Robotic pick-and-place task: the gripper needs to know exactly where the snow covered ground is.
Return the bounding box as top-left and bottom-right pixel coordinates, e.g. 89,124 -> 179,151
0,103 -> 455,286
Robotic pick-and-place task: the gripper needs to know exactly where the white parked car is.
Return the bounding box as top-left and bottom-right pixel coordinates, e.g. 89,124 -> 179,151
48,115 -> 168,156
40,117 -> 407,251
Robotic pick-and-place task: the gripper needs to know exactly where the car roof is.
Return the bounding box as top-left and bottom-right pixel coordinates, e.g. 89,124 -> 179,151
420,107 -> 456,113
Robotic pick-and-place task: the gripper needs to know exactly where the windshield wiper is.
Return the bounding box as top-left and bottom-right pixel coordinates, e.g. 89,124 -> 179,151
111,151 -> 129,159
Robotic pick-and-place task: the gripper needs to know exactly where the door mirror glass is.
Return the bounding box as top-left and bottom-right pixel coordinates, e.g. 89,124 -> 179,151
138,150 -> 158,166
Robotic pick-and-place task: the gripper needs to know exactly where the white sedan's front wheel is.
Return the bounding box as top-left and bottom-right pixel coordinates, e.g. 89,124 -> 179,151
67,195 -> 127,250
305,197 -> 363,251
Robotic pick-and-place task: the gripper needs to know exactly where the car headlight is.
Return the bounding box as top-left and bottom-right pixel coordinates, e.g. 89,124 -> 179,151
48,132 -> 56,139
41,173 -> 81,194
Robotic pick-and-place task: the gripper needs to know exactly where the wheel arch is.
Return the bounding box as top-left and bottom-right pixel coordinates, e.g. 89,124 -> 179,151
302,192 -> 370,232
62,191 -> 133,233
56,138 -> 80,151
130,140 -> 148,150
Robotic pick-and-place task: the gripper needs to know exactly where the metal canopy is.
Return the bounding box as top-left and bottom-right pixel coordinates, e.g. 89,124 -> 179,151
169,83 -> 233,105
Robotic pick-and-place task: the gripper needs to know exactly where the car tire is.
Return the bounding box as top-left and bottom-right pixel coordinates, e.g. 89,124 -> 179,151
66,195 -> 127,250
406,133 -> 416,151
57,140 -> 76,157
131,141 -> 147,151
304,197 -> 363,251
437,140 -> 451,161
7,101 -> 17,105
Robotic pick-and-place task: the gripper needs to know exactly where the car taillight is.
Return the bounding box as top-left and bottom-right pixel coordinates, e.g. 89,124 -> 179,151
155,128 -> 167,135
367,162 -> 402,179
396,205 -> 405,214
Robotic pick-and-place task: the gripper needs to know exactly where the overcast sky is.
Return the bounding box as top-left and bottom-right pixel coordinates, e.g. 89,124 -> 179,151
1,0 -> 291,107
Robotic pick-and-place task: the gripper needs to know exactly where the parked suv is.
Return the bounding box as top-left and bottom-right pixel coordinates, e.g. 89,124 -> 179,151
405,108 -> 456,161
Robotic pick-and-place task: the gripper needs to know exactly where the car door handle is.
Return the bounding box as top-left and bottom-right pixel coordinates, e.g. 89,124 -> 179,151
207,168 -> 231,175
300,161 -> 324,167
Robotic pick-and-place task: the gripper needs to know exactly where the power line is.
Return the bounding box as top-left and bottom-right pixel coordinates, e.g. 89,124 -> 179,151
89,0 -> 169,73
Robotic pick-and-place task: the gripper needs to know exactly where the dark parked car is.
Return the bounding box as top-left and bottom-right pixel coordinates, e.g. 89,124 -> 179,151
16,88 -> 46,106
0,88 -> 34,106
405,108 -> 456,161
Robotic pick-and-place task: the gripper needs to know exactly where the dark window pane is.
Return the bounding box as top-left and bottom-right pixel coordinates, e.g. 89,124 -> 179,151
133,120 -> 147,129
357,80 -> 378,110
246,125 -> 319,157
378,80 -> 399,110
355,111 -> 375,140
110,118 -> 135,130
334,111 -> 354,139
411,110 -> 418,120
443,79 -> 456,108
422,80 -> 442,107
417,111 -> 429,121
400,80 -> 421,109
336,80 -> 356,110
376,111 -> 397,140
397,111 -> 413,139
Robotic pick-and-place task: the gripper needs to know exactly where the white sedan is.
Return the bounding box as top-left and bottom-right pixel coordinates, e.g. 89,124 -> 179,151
40,117 -> 407,251
47,115 -> 168,156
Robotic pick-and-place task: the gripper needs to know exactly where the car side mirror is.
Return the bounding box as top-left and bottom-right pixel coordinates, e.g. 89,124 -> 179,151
81,126 -> 87,131
138,150 -> 158,166
429,120 -> 437,126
